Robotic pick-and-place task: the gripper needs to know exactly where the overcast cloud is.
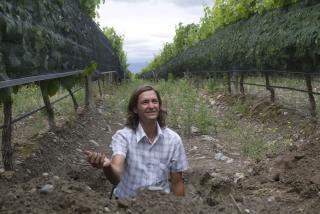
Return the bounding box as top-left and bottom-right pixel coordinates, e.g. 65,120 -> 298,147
97,0 -> 213,72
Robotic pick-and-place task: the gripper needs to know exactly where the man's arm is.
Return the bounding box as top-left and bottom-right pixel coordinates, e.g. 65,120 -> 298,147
84,151 -> 125,185
170,171 -> 185,196
103,154 -> 125,185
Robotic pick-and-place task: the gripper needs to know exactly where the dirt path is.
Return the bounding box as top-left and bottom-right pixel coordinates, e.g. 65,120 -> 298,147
0,96 -> 319,213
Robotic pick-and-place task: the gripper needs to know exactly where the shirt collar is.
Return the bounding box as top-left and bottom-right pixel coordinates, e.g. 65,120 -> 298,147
136,122 -> 163,144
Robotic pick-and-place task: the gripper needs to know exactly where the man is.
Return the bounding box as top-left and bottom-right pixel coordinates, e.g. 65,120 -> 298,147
85,85 -> 188,198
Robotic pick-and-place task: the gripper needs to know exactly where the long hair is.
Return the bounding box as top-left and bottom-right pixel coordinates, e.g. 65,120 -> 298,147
126,85 -> 167,130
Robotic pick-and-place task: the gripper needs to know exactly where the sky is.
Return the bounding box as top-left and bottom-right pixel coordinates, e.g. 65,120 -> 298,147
97,0 -> 213,73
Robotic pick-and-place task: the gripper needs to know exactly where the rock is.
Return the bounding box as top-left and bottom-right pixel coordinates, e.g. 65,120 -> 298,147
267,196 -> 275,202
210,172 -> 220,178
236,113 -> 243,119
189,146 -> 198,152
209,99 -> 216,106
195,156 -> 207,160
147,186 -> 163,191
106,125 -> 112,133
234,173 -> 244,183
2,171 -> 14,180
217,94 -> 223,99
104,207 -> 110,212
0,168 -> 4,173
42,172 -> 49,177
191,126 -> 200,134
89,139 -> 99,146
40,184 -> 54,194
53,176 -> 60,180
310,174 -> 320,185
226,158 -> 234,164
117,198 -> 130,208
30,188 -> 37,193
283,111 -> 288,116
200,135 -> 218,143
214,152 -> 226,161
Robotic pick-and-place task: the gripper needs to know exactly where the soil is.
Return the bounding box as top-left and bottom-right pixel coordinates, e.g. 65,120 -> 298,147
0,95 -> 320,214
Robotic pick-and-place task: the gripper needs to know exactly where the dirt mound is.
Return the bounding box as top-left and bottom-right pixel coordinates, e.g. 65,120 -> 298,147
235,128 -> 320,213
0,175 -> 118,214
1,96 -> 320,213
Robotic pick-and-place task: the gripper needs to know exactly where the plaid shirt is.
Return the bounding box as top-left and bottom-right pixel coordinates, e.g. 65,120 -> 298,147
111,123 -> 188,198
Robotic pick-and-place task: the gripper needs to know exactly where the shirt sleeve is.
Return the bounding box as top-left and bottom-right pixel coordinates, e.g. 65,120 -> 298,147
170,135 -> 188,172
110,130 -> 128,158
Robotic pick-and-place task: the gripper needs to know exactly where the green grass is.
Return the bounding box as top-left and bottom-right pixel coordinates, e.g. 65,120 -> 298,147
0,83 -> 86,131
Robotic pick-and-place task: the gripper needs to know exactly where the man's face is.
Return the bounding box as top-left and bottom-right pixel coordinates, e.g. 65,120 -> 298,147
135,90 -> 160,124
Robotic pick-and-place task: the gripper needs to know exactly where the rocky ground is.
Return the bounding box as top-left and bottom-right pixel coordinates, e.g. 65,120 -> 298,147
0,94 -> 320,213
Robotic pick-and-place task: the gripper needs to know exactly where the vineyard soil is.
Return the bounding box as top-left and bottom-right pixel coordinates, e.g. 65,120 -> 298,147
0,97 -> 319,213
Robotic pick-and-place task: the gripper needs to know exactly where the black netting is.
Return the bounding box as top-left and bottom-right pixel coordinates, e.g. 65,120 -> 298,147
0,0 -> 123,82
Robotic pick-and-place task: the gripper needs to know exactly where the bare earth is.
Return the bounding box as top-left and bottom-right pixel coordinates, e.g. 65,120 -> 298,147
0,96 -> 319,214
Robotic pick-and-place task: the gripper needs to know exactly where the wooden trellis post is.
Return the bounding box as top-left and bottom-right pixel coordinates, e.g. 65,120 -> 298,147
67,88 -> 78,112
305,74 -> 316,117
1,88 -> 13,170
239,72 -> 245,96
85,75 -> 94,109
97,79 -> 103,98
227,71 -> 232,94
40,82 -> 57,130
264,71 -> 275,102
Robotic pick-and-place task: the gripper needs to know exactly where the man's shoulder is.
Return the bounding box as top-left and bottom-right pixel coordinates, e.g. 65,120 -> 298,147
162,127 -> 181,140
114,126 -> 134,136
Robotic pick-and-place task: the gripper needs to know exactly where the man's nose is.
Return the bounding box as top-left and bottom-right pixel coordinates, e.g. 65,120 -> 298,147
147,101 -> 155,108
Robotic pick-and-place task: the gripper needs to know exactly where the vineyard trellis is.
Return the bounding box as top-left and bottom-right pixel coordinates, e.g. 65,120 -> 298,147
169,69 -> 320,118
0,71 -> 116,171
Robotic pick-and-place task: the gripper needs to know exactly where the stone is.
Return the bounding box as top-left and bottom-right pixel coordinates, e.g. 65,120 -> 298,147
89,139 -> 99,146
117,199 -> 130,208
147,186 -> 163,191
200,135 -> 218,142
310,174 -> 320,185
226,158 -> 234,164
53,176 -> 60,180
40,184 -> 54,194
191,126 -> 200,134
214,152 -> 226,161
234,173 -> 244,183
2,171 -> 14,180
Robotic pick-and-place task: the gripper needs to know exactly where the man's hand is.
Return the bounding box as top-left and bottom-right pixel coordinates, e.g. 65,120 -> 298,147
84,150 -> 111,169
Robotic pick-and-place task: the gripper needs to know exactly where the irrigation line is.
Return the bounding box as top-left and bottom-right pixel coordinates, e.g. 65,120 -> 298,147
192,69 -> 320,76
229,81 -> 320,95
0,88 -> 82,129
0,70 -> 83,89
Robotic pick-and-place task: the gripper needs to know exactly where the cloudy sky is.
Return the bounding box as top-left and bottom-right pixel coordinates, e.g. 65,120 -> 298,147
97,0 -> 213,73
